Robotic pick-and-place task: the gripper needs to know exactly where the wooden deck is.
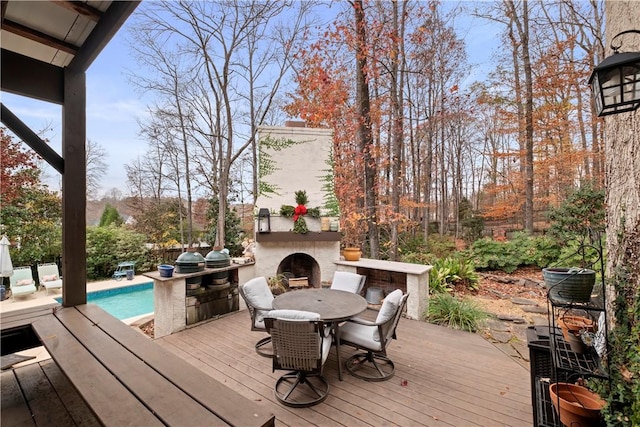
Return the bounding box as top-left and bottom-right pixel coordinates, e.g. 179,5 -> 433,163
1,309 -> 533,426
156,311 -> 533,426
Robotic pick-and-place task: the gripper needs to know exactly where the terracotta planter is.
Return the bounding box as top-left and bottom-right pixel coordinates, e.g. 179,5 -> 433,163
549,383 -> 604,427
343,247 -> 362,261
558,315 -> 595,353
561,315 -> 595,333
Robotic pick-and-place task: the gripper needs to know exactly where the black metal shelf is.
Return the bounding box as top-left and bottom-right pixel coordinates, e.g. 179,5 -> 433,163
547,294 -> 605,311
549,331 -> 608,379
535,378 -> 559,427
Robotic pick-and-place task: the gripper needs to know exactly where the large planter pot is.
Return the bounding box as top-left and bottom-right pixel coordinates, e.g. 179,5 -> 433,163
343,247 -> 362,261
549,383 -> 604,427
542,268 -> 596,303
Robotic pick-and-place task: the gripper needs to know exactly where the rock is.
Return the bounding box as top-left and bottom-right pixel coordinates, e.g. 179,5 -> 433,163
489,289 -> 510,299
497,314 -> 527,323
524,278 -> 544,288
522,305 -> 548,314
511,297 -> 539,306
511,340 -> 530,361
489,330 -> 513,343
487,319 -> 512,332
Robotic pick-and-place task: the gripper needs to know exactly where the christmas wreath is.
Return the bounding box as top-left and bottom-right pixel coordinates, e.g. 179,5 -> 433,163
280,190 -> 320,234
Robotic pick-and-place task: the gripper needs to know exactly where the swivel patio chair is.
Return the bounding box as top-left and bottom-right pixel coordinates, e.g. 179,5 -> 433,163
9,266 -> 37,300
264,309 -> 332,407
239,277 -> 275,357
330,271 -> 366,294
37,262 -> 63,295
340,289 -> 409,381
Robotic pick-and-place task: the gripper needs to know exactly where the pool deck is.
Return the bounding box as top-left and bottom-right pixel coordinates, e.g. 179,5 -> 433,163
0,274 -> 152,313
0,275 -> 153,369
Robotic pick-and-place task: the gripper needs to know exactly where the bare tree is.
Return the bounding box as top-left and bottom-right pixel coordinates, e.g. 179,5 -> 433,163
129,0 -> 315,248
86,139 -> 108,200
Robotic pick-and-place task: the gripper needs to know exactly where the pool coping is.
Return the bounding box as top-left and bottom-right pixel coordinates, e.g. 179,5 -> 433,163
0,275 -> 153,315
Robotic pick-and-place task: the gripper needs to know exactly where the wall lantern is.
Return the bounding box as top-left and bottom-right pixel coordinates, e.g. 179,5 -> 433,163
589,30 -> 640,117
257,208 -> 271,233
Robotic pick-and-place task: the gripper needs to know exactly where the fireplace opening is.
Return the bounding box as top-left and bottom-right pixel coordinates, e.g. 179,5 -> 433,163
277,253 -> 320,288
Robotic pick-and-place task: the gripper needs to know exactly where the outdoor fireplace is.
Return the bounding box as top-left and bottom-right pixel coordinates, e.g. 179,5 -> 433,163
254,124 -> 340,285
277,253 -> 320,287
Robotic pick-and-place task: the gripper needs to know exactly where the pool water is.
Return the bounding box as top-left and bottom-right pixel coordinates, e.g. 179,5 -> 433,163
56,282 -> 154,320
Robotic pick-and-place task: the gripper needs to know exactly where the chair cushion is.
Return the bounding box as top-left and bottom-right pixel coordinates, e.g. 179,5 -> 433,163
265,309 -> 320,321
12,284 -> 36,296
340,321 -> 383,351
16,279 -> 33,286
321,332 -> 332,363
242,278 -> 274,324
330,272 -> 364,294
375,289 -> 403,324
42,279 -> 63,289
374,289 -> 403,341
42,274 -> 59,282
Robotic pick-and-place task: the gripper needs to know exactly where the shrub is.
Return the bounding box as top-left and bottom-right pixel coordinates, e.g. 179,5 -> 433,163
429,257 -> 479,293
468,237 -> 520,272
427,234 -> 458,258
398,233 -> 457,265
86,226 -> 150,279
426,293 -> 488,332
467,233 -> 562,273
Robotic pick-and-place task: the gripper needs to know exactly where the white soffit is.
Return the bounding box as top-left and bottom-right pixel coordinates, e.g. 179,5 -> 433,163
1,0 -> 111,67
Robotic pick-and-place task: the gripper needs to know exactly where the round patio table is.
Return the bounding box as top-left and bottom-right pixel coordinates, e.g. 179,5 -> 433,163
273,288 -> 367,380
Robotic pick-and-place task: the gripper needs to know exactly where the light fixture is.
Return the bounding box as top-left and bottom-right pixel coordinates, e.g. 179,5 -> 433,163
589,30 -> 640,117
257,208 -> 271,233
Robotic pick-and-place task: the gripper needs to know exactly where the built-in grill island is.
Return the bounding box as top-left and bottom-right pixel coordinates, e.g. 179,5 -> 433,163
143,249 -> 241,338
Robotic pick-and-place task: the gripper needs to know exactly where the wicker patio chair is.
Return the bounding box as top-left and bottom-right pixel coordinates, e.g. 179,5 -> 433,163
340,289 -> 409,381
330,271 -> 366,294
239,277 -> 274,357
264,309 -> 332,408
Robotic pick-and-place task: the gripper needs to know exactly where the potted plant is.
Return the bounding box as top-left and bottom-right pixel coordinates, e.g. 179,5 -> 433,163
542,267 -> 596,303
341,212 -> 366,261
544,184 -> 605,303
268,274 -> 288,295
557,313 -> 596,353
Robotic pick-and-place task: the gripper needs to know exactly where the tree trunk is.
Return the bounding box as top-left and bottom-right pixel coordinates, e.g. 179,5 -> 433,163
602,1 -> 640,420
354,0 -> 379,257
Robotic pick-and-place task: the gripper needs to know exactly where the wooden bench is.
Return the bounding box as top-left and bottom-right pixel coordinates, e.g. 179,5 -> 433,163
31,304 -> 274,427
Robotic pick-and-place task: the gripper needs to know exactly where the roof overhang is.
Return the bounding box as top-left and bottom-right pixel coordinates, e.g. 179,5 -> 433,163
1,0 -> 140,104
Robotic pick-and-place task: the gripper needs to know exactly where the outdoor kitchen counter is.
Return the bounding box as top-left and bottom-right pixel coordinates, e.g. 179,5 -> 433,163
334,258 -> 432,320
144,264 -> 253,338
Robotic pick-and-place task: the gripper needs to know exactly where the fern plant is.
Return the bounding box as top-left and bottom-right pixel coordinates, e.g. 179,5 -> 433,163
430,257 -> 479,293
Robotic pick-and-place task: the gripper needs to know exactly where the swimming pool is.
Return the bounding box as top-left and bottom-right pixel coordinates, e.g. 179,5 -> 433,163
56,282 -> 154,321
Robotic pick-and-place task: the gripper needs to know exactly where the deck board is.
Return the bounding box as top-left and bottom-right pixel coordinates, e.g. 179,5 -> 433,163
3,309 -> 533,426
156,311 -> 533,426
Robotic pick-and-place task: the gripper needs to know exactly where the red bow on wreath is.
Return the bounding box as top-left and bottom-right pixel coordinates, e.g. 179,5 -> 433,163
293,204 -> 308,222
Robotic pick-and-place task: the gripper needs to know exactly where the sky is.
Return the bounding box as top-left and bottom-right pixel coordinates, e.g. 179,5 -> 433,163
1,1 -> 501,198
